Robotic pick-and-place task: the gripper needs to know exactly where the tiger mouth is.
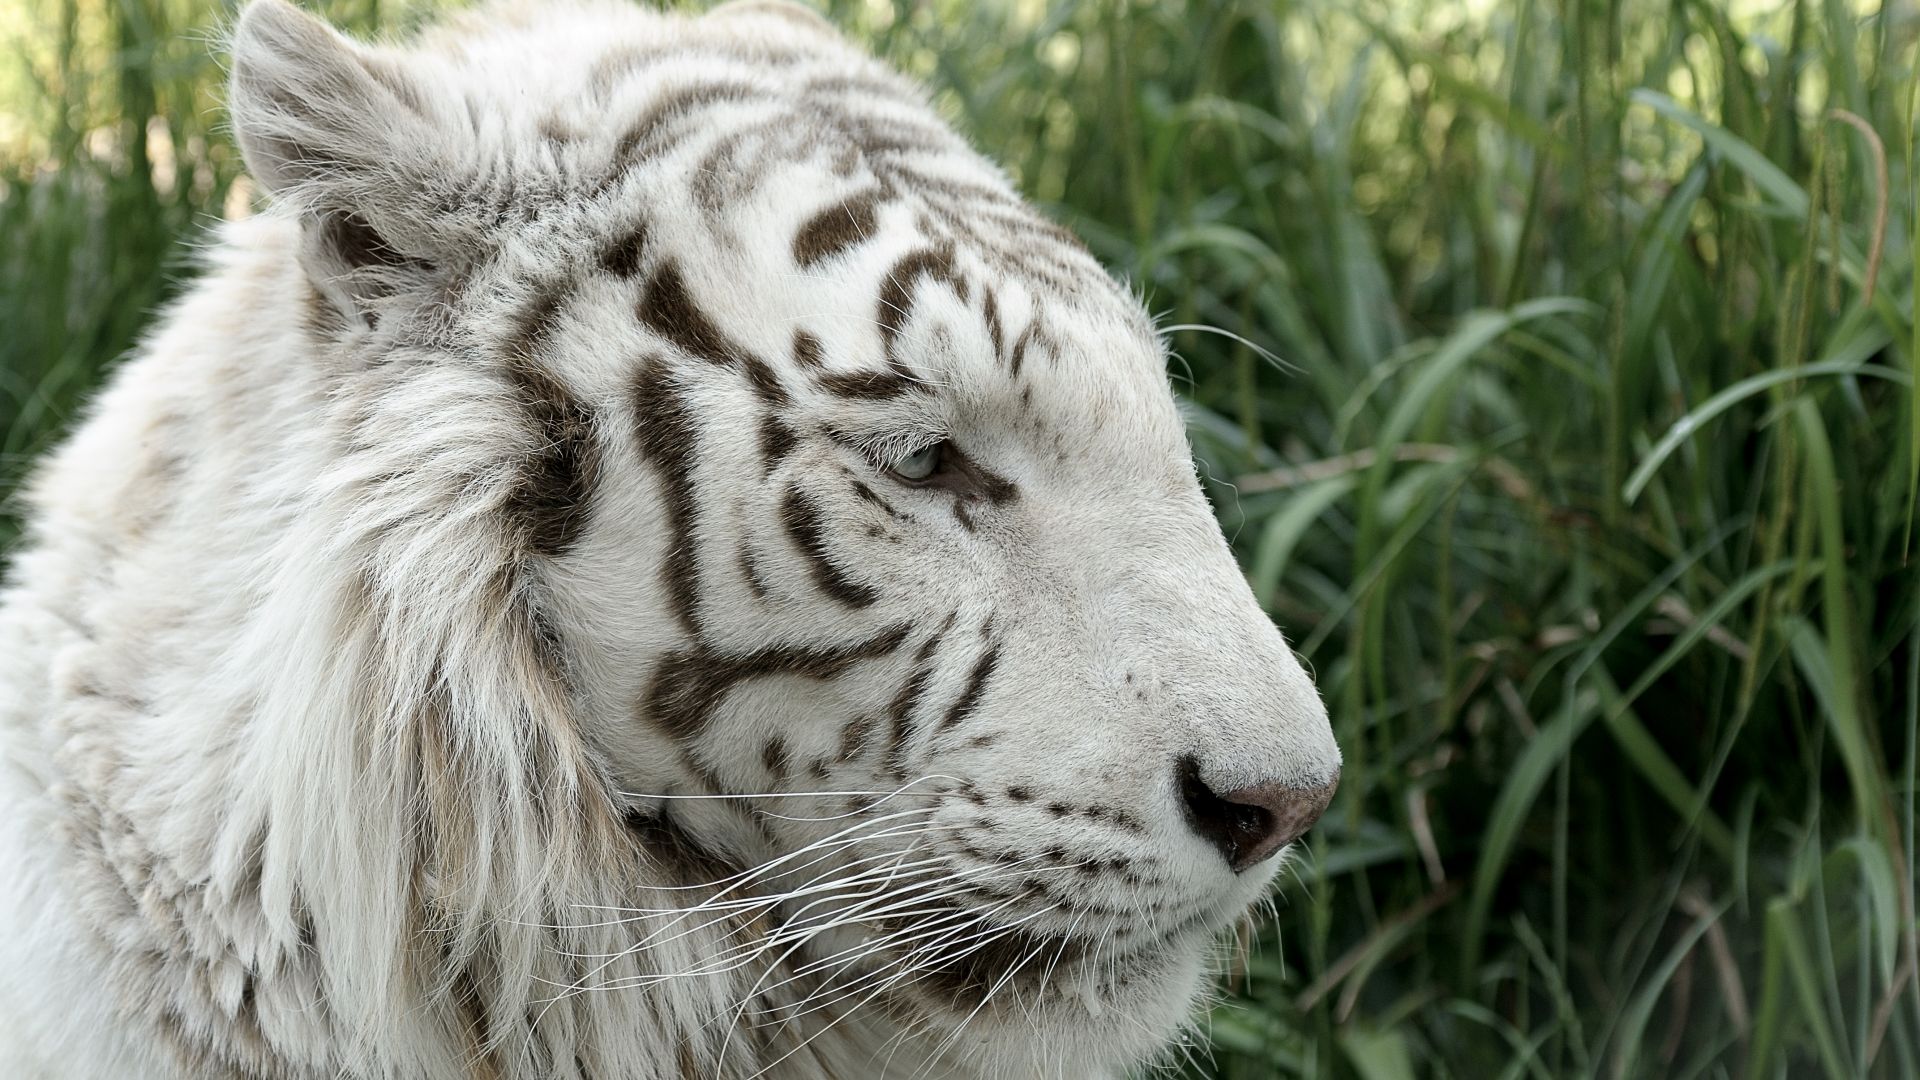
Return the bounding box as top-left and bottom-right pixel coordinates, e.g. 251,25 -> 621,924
898,920 -> 1091,1004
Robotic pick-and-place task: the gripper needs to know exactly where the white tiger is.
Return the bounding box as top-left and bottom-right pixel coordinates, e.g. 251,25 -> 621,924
0,1 -> 1341,1076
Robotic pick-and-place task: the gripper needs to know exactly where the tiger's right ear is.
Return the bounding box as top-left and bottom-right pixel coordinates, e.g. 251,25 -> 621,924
229,0 -> 476,313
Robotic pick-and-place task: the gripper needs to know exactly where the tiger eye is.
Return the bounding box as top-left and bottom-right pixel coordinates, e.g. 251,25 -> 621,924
889,441 -> 945,482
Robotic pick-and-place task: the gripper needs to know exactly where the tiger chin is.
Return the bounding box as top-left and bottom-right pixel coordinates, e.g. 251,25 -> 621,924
0,1 -> 1340,1077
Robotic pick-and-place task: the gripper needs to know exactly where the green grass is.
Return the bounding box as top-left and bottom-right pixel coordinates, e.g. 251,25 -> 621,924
4,0 -> 1917,1077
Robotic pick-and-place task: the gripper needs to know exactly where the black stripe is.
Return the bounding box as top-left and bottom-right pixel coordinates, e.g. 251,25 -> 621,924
638,260 -> 788,405
643,624 -> 910,741
793,190 -> 882,269
936,641 -> 999,734
938,443 -> 1022,508
885,624 -> 949,774
593,46 -> 806,101
780,487 -> 877,608
832,112 -> 954,158
816,369 -> 921,399
505,282 -> 566,361
599,222 -> 650,278
792,329 -> 826,370
638,260 -> 736,367
876,246 -> 960,374
837,712 -> 878,762
849,478 -> 899,518
502,358 -> 600,558
608,81 -> 771,176
758,412 -> 798,473
762,738 -> 790,784
738,543 -> 769,599
981,285 -> 1005,362
1008,322 -> 1037,377
630,360 -> 704,634
803,74 -> 912,100
623,809 -> 749,888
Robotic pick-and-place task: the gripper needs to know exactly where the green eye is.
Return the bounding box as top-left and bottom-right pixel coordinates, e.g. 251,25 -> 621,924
890,441 -> 944,482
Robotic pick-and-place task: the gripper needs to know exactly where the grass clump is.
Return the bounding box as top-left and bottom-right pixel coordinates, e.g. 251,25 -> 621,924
5,0 -> 1918,1077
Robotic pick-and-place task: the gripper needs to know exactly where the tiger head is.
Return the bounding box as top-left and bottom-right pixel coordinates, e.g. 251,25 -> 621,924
226,0 -> 1339,1074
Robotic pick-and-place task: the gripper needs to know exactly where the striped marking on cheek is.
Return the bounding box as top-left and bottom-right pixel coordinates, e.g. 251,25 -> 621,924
629,360 -> 705,635
502,358 -> 602,558
934,639 -> 1000,735
791,329 -> 826,370
885,615 -> 954,775
779,487 -> 878,608
642,624 -> 911,742
757,412 -> 799,474
761,737 -> 791,785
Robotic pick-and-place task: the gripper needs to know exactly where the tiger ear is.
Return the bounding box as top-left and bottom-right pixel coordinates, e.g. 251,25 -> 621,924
228,0 -> 473,311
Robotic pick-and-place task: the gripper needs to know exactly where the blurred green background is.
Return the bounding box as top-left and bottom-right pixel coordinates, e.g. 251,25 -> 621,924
3,0 -> 1917,1076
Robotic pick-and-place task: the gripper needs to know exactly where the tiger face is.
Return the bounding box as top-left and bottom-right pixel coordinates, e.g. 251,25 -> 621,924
227,0 -> 1339,1073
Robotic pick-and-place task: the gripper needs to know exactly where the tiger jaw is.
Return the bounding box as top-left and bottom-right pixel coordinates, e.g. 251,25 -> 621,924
632,771 -> 1290,1040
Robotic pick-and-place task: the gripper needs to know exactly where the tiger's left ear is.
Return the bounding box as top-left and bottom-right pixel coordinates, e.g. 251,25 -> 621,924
229,0 -> 479,314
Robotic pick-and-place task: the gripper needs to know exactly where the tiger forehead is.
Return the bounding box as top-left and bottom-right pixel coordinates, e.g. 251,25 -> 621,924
446,3 -> 1175,446
418,2 -> 1122,298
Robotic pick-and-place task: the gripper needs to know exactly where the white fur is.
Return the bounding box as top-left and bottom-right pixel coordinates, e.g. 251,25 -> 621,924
0,2 -> 1339,1077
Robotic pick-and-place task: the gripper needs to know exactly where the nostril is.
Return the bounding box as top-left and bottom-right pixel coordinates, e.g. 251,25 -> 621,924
1178,757 -> 1338,872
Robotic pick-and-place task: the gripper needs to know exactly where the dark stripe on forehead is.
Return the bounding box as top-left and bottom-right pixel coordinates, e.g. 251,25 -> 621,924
691,115 -> 796,215
644,624 -> 910,742
980,285 -> 1005,362
502,358 -> 601,558
591,46 -> 806,101
638,261 -> 735,367
803,73 -> 912,100
780,488 -> 878,608
877,246 -> 962,358
895,166 -> 1087,247
832,112 -> 955,159
630,359 -> 705,634
793,190 -> 883,269
638,260 -> 789,405
1008,321 -> 1038,378
609,81 -> 773,174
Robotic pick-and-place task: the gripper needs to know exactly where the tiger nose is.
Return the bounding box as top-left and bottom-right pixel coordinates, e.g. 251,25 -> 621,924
1178,758 -> 1338,872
